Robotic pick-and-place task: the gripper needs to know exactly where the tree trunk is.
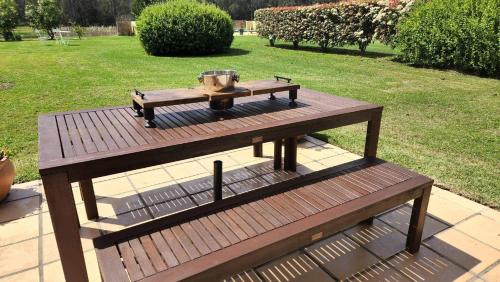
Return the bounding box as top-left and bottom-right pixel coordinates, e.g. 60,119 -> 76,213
47,29 -> 55,40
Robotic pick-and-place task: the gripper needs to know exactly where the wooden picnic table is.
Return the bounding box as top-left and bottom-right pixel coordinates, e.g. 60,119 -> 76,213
38,88 -> 382,282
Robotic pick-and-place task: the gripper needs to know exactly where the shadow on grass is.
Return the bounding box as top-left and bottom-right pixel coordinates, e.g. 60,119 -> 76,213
271,43 -> 393,59
310,132 -> 330,143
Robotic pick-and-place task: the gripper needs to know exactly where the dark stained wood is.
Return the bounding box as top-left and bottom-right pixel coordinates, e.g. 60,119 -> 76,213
95,159 -> 433,281
274,139 -> 282,169
132,88 -> 207,108
38,115 -> 63,162
284,136 -> 297,171
95,247 -> 128,282
139,235 -> 168,272
117,168 -> 432,282
39,87 -> 387,282
132,80 -> 300,109
41,173 -> 88,282
150,232 -> 179,268
239,79 -> 300,96
39,89 -> 380,181
253,143 -> 263,157
160,229 -> 190,264
94,158 -> 368,247
364,108 -> 382,159
406,185 -> 432,253
117,242 -> 144,281
79,179 -> 98,220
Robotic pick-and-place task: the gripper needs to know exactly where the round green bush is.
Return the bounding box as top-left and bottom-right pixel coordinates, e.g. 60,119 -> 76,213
136,0 -> 234,56
395,0 -> 500,76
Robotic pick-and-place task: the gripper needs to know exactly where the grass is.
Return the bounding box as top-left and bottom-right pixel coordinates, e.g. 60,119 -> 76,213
0,36 -> 498,207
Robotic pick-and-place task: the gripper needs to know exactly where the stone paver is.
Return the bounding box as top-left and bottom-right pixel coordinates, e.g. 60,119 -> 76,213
482,264 -> 500,282
425,228 -> 500,274
454,215 -> 500,249
0,136 -> 498,282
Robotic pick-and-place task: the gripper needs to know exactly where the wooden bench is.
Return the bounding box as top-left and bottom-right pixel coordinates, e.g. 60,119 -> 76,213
94,158 -> 433,282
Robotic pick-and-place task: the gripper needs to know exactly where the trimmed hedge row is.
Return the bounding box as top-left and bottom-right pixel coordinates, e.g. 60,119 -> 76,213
395,0 -> 499,76
136,0 -> 233,56
254,0 -> 413,52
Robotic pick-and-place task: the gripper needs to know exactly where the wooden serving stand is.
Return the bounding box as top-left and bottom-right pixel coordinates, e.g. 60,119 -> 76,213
131,77 -> 300,127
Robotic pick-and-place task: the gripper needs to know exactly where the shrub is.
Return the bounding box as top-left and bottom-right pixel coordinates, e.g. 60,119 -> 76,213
136,0 -> 233,56
26,0 -> 63,40
255,1 -> 412,53
73,25 -> 84,39
395,0 -> 500,76
0,0 -> 18,41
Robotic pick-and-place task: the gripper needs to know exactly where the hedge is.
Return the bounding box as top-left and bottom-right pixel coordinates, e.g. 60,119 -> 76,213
136,0 -> 233,56
254,0 -> 414,52
395,0 -> 500,76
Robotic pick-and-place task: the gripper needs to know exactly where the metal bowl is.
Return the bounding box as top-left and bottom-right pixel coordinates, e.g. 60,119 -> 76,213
198,70 -> 240,92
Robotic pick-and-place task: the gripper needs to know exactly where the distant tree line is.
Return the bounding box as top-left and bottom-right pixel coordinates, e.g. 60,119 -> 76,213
12,0 -> 335,26
203,0 -> 335,20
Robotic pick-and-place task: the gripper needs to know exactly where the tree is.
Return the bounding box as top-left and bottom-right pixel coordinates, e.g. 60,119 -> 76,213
132,0 -> 160,16
0,0 -> 18,41
25,0 -> 62,39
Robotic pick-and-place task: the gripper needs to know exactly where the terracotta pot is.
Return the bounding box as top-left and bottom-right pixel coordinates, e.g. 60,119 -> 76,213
0,157 -> 15,202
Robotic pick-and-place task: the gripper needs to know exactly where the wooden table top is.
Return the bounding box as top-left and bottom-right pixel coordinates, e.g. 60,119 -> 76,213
38,88 -> 380,181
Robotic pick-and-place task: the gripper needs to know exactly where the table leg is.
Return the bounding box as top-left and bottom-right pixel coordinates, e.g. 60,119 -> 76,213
253,143 -> 263,157
132,100 -> 143,117
42,173 -> 89,282
364,109 -> 382,159
289,89 -> 298,107
284,136 -> 297,171
406,185 -> 432,253
143,108 -> 156,128
274,139 -> 283,170
79,179 -> 98,220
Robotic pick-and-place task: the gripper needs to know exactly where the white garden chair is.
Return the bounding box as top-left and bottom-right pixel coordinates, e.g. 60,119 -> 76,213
35,29 -> 49,41
53,29 -> 71,45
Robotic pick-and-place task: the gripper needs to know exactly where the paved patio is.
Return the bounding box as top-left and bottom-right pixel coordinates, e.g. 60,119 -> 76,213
0,136 -> 498,281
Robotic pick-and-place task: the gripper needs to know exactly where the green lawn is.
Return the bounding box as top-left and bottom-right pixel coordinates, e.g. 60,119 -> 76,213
0,36 -> 498,207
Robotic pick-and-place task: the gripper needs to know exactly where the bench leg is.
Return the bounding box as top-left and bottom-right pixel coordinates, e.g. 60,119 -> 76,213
361,217 -> 374,225
79,179 -> 98,220
284,136 -> 297,171
253,143 -> 263,157
132,100 -> 143,117
143,108 -> 156,128
362,109 -> 382,225
274,139 -> 282,170
289,89 -> 297,107
42,173 -> 89,282
406,185 -> 432,253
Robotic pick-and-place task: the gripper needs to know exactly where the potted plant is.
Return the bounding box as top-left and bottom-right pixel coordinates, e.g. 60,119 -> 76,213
0,150 -> 15,202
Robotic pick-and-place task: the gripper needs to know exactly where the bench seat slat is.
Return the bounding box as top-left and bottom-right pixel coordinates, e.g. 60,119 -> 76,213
160,229 -> 191,264
97,161 -> 432,282
95,246 -> 129,282
117,242 -> 144,281
139,235 -> 168,272
150,232 -> 179,268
